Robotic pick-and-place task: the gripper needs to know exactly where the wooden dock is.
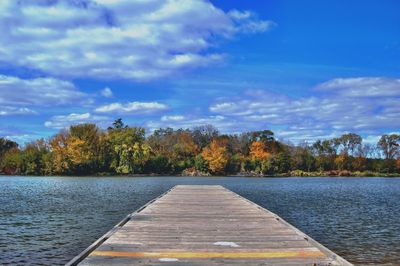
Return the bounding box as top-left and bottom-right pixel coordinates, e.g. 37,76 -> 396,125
68,185 -> 352,265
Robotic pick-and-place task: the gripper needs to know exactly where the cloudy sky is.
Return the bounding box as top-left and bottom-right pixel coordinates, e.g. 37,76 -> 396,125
0,0 -> 399,144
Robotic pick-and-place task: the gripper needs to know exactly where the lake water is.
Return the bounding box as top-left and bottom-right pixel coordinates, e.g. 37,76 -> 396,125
0,176 -> 399,265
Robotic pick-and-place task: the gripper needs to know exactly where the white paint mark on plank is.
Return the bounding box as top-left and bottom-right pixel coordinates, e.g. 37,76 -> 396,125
159,258 -> 179,262
214,241 -> 240,247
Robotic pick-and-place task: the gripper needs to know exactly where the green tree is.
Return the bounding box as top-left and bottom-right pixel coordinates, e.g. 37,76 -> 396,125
145,155 -> 172,174
194,155 -> 209,173
20,139 -> 50,175
1,148 -> 22,175
261,156 -> 276,175
290,145 -> 315,172
275,152 -> 292,173
241,158 -> 256,172
226,153 -> 243,174
113,142 -> 151,174
107,126 -> 149,174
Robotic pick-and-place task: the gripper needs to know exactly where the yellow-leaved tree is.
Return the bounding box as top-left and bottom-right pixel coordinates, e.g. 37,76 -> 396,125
50,124 -> 101,174
50,130 -> 70,174
201,139 -> 229,174
334,153 -> 348,171
249,141 -> 271,161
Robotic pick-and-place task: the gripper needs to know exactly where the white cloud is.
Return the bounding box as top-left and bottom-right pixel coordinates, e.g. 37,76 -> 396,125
95,101 -> 168,114
228,10 -> 254,20
228,10 -> 276,33
0,107 -> 37,116
209,102 -> 237,113
3,134 -> 37,144
0,127 -> 40,144
161,115 -> 185,122
100,87 -> 113,98
44,112 -> 110,129
316,77 -> 400,97
0,75 -> 89,106
0,0 -> 272,80
208,77 -> 400,142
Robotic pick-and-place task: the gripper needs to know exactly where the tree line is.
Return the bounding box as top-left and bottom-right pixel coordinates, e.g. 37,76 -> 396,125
1,119 -> 399,176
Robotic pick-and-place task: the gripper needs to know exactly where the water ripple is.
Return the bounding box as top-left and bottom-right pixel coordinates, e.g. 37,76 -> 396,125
0,176 -> 399,265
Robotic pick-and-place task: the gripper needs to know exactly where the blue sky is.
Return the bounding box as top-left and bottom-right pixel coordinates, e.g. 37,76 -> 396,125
0,0 -> 399,144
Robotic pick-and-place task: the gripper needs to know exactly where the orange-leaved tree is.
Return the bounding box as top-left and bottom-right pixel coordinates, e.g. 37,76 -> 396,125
249,141 -> 271,161
201,138 -> 229,174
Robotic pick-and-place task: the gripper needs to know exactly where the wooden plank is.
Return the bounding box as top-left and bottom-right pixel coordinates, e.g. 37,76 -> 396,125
68,185 -> 352,266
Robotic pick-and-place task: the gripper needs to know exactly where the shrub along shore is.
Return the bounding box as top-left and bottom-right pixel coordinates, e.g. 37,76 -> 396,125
1,119 -> 399,177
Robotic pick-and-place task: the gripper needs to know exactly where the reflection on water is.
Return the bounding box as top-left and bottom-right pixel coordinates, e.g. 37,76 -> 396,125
0,176 -> 399,265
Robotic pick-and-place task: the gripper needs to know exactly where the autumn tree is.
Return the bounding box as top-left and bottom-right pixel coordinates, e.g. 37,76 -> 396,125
147,128 -> 198,172
3,122 -> 400,176
201,138 -> 229,174
68,124 -> 102,173
334,153 -> 348,171
251,130 -> 283,154
50,130 -> 70,174
173,132 -> 198,157
49,124 -> 102,174
249,141 -> 271,161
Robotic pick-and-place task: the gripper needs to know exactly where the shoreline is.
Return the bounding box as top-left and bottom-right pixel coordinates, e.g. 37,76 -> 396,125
1,171 -> 399,178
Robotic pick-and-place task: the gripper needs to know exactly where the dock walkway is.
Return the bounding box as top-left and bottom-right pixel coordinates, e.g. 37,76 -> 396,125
68,185 -> 352,265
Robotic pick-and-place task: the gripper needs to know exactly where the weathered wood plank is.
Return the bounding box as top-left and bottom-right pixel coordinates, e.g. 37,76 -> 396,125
67,185 -> 352,266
